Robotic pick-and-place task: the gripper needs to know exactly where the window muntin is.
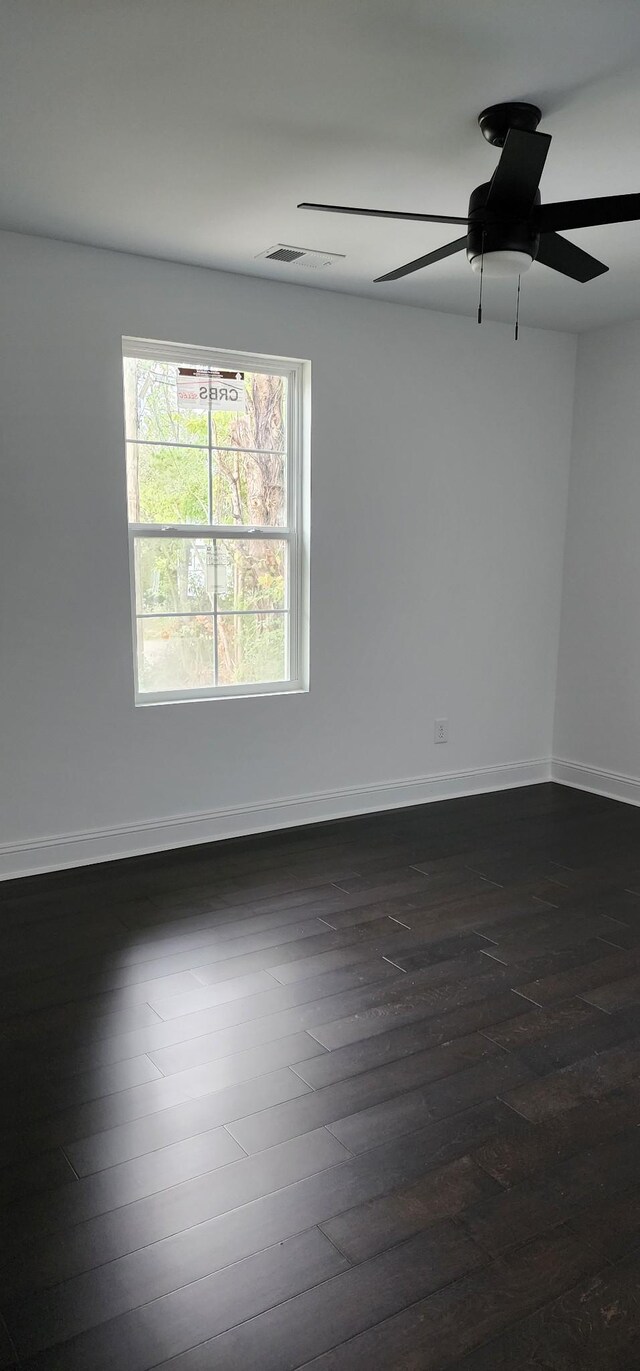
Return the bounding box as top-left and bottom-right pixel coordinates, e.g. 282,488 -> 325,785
123,341 -> 306,702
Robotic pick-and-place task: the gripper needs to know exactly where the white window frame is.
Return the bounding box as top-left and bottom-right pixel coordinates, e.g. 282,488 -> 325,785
122,337 -> 310,705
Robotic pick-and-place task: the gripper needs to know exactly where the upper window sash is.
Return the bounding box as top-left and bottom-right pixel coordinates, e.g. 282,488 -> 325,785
123,345 -> 300,532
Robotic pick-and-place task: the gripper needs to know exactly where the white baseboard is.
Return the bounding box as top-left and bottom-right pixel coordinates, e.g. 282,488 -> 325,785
552,757 -> 640,807
0,757 -> 551,881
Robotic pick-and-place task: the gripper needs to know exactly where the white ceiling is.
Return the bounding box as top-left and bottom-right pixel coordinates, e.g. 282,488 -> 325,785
3,0 -> 640,332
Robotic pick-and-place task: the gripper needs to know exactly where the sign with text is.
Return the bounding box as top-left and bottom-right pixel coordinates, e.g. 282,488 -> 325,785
177,367 -> 246,412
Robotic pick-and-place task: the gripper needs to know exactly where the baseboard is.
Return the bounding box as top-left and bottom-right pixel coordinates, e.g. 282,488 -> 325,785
0,757 -> 551,881
552,757 -> 640,808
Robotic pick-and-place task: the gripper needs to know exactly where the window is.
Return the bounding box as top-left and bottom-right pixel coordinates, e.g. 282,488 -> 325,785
123,338 -> 309,703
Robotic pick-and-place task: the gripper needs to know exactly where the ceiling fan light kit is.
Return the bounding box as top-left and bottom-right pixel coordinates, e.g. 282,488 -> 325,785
470,250 -> 533,276
299,99 -> 639,334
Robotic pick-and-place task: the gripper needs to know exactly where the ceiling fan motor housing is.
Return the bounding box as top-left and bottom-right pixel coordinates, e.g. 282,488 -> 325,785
466,183 -> 540,271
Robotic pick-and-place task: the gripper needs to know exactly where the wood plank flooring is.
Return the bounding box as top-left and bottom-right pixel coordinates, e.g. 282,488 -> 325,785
3,783 -> 640,1367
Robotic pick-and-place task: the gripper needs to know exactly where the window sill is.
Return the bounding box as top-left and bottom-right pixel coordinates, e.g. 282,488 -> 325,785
134,681 -> 308,707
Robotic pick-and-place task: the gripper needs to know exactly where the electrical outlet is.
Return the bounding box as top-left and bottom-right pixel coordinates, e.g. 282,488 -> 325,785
434,718 -> 448,744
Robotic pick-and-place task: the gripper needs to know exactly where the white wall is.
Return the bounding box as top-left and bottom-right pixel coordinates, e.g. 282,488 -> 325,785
554,319 -> 640,802
0,231 -> 576,876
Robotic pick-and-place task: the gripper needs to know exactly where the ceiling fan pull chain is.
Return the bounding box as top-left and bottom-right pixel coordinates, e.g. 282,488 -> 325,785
477,232 -> 485,324
515,273 -> 521,341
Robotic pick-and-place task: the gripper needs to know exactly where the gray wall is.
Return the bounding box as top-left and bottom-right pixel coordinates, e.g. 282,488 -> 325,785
0,230 -> 576,874
554,318 -> 640,799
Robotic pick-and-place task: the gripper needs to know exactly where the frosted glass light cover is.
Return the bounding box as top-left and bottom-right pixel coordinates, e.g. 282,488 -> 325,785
470,250 -> 533,277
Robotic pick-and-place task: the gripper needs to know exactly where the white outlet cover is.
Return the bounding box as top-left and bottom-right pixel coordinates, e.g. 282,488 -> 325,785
434,718 -> 448,743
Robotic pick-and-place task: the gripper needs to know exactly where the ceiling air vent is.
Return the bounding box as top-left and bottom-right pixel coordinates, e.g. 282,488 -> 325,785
256,244 -> 345,269
266,247 -> 305,263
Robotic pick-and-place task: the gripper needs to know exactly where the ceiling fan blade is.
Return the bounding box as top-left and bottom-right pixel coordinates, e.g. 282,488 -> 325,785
536,232 -> 608,282
374,236 -> 468,283
534,193 -> 640,233
298,202 -> 469,226
483,128 -> 551,213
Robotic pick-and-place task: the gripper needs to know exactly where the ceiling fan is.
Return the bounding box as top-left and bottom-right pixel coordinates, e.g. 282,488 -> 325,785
298,102 -> 640,286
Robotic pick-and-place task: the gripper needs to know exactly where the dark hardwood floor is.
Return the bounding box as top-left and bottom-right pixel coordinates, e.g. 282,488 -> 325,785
3,782 -> 640,1368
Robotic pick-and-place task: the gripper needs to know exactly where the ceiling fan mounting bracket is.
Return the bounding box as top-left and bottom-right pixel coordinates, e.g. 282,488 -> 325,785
478,102 -> 542,147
